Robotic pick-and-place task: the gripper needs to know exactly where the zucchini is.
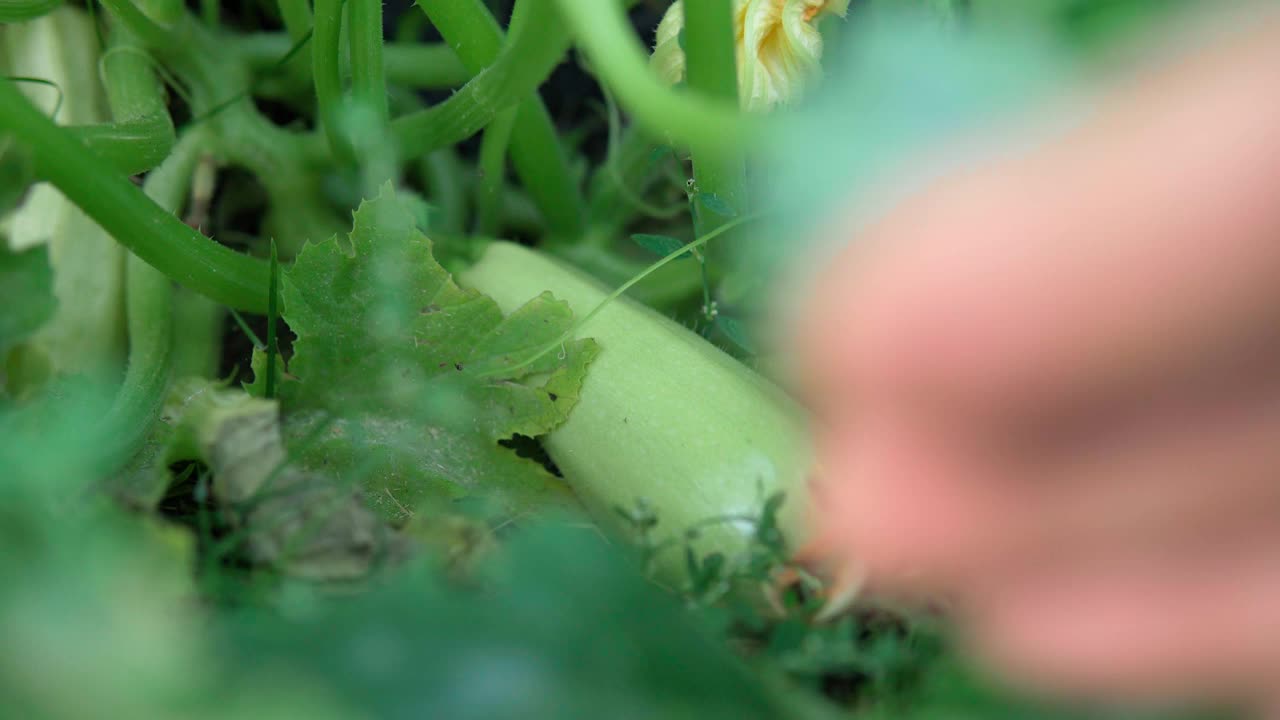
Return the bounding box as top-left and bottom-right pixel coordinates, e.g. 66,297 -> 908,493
461,241 -> 811,584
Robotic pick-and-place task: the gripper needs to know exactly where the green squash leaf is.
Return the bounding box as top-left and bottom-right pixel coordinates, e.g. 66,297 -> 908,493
696,192 -> 736,219
279,184 -> 598,523
631,233 -> 692,260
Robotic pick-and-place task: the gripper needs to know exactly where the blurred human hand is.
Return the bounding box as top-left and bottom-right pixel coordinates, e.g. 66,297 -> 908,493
793,10 -> 1280,710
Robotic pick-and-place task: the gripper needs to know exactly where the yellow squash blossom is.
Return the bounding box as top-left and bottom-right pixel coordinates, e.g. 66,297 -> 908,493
651,0 -> 850,112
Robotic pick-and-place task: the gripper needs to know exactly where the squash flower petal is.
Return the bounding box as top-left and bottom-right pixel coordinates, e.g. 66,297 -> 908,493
650,0 -> 849,112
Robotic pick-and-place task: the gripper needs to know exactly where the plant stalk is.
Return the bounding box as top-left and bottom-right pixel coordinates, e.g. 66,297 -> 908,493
386,0 -> 571,163
0,78 -> 270,312
347,0 -> 388,124
417,0 -> 585,237
475,106 -> 518,236
681,0 -> 747,236
551,0 -> 755,159
98,131 -> 209,475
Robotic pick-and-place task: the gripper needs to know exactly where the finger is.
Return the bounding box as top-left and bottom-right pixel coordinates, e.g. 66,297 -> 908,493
794,13 -> 1280,434
809,415 -> 1027,588
960,521 -> 1280,701
810,367 -> 1280,592
984,366 -> 1280,567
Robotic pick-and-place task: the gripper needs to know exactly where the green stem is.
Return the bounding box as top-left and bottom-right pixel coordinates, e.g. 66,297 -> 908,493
99,131 -> 207,474
171,287 -> 223,378
106,6 -> 342,256
277,0 -> 311,41
276,0 -> 313,79
265,240 -> 280,399
139,0 -> 183,24
589,106 -> 684,236
418,148 -> 467,234
475,106 -> 517,236
93,21 -> 177,173
378,42 -> 470,89
552,0 -> 754,158
387,0 -> 569,164
418,0 -> 585,237
498,183 -> 542,233
44,6 -> 178,175
346,0 -> 393,190
0,0 -> 62,22
236,34 -> 469,90
102,31 -> 169,122
682,0 -> 747,236
312,0 -> 349,160
0,78 -> 270,312
200,0 -> 218,26
347,0 -> 388,123
417,0 -> 501,60
683,0 -> 739,104
554,241 -> 704,309
67,118 -> 174,175
103,239 -> 174,473
99,0 -> 173,50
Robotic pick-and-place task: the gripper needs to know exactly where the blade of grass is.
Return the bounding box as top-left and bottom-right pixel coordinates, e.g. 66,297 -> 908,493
265,240 -> 280,400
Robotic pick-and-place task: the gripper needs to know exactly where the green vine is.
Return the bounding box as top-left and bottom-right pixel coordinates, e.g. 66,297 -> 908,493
417,0 -> 585,237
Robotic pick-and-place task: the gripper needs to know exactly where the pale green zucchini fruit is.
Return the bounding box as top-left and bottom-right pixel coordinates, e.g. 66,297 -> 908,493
461,241 -> 812,585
